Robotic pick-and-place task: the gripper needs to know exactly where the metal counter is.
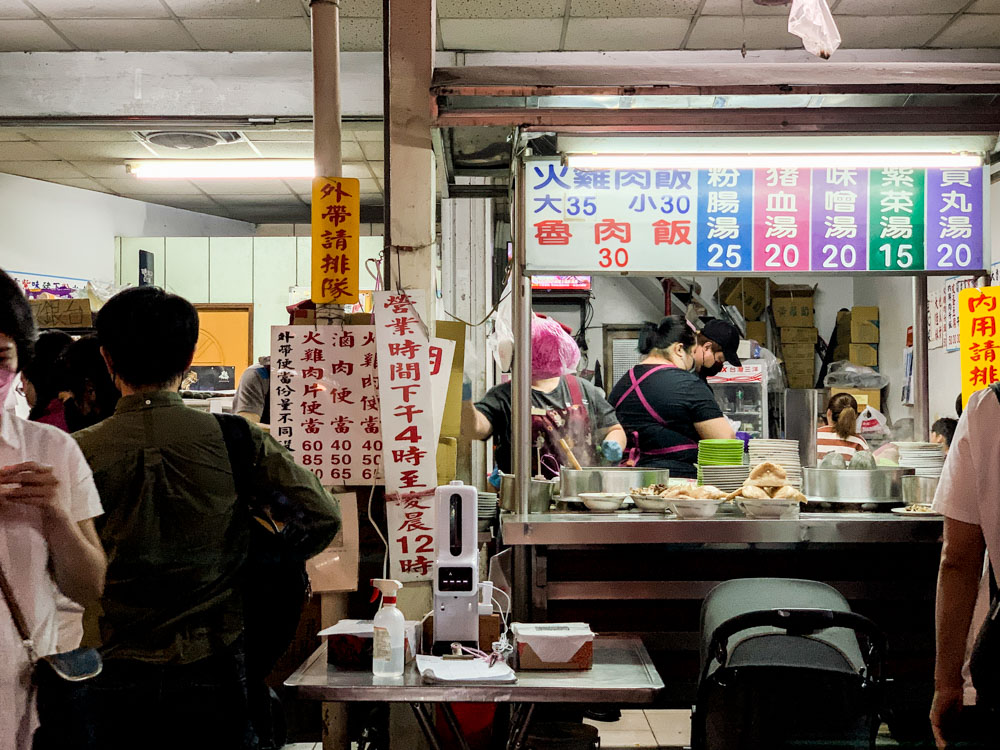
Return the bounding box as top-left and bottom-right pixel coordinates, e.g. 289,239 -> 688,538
501,511 -> 943,546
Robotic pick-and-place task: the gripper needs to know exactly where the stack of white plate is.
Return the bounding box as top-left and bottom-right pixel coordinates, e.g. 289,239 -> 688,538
748,439 -> 803,488
477,492 -> 498,519
897,442 -> 946,478
698,464 -> 750,493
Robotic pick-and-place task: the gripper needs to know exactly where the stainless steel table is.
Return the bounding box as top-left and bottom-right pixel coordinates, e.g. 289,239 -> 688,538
285,637 -> 664,749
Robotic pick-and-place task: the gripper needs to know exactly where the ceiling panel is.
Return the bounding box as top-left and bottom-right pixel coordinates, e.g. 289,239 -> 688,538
369,161 -> 384,177
241,129 -> 315,141
0,20 -> 73,50
182,18 -> 310,50
0,141 -> 64,159
833,15 -> 950,48
339,17 -> 381,51
53,19 -> 197,49
564,17 -> 690,50
836,0 -> 969,13
33,141 -> 154,159
340,162 -> 372,178
46,177 -> 111,192
701,0 -> 791,15
17,128 -> 143,141
0,161 -> 89,178
0,1 -> 36,19
165,0 -> 306,18
190,178 -> 297,194
282,177 -> 313,193
247,141 -> 314,158
968,0 -> 1000,11
212,193 -> 304,205
347,127 -> 383,140
359,141 -> 382,160
931,15 -> 1000,46
68,160 -> 130,178
97,177 -> 203,194
570,0 -> 700,17
136,195 -> 224,210
439,18 -> 563,51
0,130 -> 27,141
28,0 -> 170,18
339,0 -> 381,16
685,15 -> 797,49
439,0 -> 564,18
142,141 -> 261,158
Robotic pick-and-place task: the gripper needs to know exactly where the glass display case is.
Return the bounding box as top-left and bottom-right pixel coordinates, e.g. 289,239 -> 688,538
707,360 -> 769,439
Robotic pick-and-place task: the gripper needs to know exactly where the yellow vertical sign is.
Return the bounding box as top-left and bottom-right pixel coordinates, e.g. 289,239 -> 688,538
959,286 -> 1000,410
311,176 -> 360,304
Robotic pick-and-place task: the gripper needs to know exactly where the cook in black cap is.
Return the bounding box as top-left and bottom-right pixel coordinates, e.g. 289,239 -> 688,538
694,319 -> 742,380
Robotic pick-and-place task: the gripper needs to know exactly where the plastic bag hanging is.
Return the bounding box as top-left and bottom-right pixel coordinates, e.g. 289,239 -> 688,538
787,0 -> 841,59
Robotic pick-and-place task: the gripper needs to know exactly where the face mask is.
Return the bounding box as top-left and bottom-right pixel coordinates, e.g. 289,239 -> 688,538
0,369 -> 17,408
702,362 -> 725,378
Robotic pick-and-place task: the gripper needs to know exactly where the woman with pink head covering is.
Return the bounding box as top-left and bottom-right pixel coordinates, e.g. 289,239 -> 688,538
462,314 -> 626,478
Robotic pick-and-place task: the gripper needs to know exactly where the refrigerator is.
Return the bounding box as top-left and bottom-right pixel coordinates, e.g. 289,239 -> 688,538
707,361 -> 769,440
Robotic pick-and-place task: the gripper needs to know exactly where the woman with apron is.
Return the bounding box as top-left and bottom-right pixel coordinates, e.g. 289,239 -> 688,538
609,316 -> 735,479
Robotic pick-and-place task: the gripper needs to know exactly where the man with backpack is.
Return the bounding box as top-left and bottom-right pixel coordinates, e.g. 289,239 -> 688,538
74,287 -> 341,750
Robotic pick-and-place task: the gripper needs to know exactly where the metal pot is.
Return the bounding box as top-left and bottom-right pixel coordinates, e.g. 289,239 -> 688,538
498,474 -> 557,513
559,467 -> 672,501
802,467 -> 915,502
902,475 -> 939,506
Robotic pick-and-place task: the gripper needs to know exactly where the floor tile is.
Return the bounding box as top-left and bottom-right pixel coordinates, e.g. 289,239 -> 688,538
645,709 -> 692,747
583,709 -> 652,732
597,729 -> 659,748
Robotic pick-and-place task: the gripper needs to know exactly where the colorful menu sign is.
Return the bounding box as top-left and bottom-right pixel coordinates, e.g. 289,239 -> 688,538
959,286 -> 1000,409
525,159 -> 986,275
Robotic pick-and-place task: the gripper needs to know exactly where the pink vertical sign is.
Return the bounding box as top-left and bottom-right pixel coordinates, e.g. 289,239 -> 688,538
752,167 -> 812,272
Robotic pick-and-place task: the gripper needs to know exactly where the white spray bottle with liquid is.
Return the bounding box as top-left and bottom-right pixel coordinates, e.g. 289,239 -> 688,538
371,578 -> 405,677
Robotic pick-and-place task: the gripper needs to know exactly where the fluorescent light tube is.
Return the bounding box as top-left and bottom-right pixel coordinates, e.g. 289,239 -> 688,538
564,153 -> 983,170
128,160 -> 315,179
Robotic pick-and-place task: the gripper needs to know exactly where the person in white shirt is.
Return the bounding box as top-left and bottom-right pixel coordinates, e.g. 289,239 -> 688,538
0,269 -> 106,750
931,387 -> 1000,749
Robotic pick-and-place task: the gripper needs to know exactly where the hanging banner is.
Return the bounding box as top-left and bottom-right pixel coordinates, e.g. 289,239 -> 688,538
270,325 -> 383,484
311,176 -> 360,304
944,276 -> 978,353
374,289 -> 439,582
959,286 -> 1000,409
523,158 -> 987,275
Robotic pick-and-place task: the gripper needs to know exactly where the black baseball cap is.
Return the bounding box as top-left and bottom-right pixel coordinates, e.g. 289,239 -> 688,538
700,319 -> 742,367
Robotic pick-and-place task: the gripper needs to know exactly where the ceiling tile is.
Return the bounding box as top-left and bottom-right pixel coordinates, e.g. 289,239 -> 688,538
282,177 -> 313,193
69,160 -> 129,178
346,126 -> 383,140
0,1 -> 35,19
247,141 -> 314,158
0,161 -> 87,178
834,15 -> 949,48
701,0 -> 791,15
685,16 -> 797,50
439,18 -> 563,51
836,0 -> 968,13
570,0 -> 700,16
339,17 -> 381,51
0,129 -> 27,141
341,162 -> 371,179
53,19 -> 196,50
34,141 -> 154,159
565,17 -> 690,50
243,128 -> 314,141
439,0 -> 564,18
165,0 -> 305,18
930,14 -> 1000,46
968,0 -> 1000,11
212,193 -> 303,206
190,178 -> 296,194
0,141 -> 62,159
339,0 -> 381,16
46,177 -> 112,192
369,161 -> 384,177
138,195 -> 224,210
340,142 -> 364,161
359,141 -> 382,160
17,127 -> 142,141
182,18 -> 309,50
98,177 -> 203,194
0,20 -> 73,50
142,141 -> 260,158
28,0 -> 169,18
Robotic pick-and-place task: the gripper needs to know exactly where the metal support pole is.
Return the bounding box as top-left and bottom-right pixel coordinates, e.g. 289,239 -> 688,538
913,275 -> 929,441
311,0 -> 341,176
512,158 -> 532,516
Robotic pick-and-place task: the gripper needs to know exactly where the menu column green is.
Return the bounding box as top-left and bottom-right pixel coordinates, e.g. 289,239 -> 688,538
868,168 -> 926,271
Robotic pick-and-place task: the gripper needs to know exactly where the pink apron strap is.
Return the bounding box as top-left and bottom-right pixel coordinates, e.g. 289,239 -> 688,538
614,364 -> 675,408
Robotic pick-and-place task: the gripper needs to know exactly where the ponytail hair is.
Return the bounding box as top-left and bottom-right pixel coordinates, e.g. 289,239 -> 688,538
638,316 -> 696,357
827,392 -> 859,440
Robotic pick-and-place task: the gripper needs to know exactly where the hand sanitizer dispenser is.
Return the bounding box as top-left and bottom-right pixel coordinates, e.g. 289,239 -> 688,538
432,480 -> 479,655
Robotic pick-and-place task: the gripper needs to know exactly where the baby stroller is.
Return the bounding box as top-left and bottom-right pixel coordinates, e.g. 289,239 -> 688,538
691,578 -> 886,750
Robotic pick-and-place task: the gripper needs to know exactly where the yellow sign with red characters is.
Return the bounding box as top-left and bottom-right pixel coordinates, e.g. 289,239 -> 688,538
311,176 -> 360,304
959,286 -> 1000,409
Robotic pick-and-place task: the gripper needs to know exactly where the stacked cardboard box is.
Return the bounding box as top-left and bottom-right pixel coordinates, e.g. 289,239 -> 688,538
848,306 -> 879,369
774,285 -> 817,389
719,278 -> 768,322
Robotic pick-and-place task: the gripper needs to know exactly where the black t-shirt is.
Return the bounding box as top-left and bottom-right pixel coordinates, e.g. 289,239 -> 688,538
608,364 -> 723,477
475,376 -> 619,474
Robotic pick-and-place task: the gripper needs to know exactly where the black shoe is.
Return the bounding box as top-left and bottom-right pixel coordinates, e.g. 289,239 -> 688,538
583,707 -> 622,723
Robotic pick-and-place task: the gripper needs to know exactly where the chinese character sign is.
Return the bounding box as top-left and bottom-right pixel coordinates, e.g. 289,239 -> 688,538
311,177 -> 361,304
945,276 -> 978,353
959,287 -> 1000,409
373,289 -> 439,582
269,326 -> 383,484
523,159 -> 987,275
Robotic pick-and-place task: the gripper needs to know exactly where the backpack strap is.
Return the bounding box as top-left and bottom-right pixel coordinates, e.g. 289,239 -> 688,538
213,413 -> 267,523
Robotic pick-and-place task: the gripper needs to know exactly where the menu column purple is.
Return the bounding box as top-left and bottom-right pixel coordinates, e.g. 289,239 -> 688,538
925,167 -> 984,272
810,168 -> 869,271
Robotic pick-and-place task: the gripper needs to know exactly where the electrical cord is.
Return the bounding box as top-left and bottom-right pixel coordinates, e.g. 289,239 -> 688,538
366,482 -> 388,579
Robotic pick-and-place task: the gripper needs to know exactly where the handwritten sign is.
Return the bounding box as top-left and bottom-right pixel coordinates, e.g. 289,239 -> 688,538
311,177 -> 360,304
374,289 -> 439,582
270,325 -> 383,484
959,286 -> 1000,409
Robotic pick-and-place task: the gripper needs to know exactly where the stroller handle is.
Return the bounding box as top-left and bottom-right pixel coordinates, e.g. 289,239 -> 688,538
703,608 -> 887,683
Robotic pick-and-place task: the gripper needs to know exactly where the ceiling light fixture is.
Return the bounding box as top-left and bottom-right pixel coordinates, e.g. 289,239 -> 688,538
564,153 -> 984,170
128,159 -> 314,179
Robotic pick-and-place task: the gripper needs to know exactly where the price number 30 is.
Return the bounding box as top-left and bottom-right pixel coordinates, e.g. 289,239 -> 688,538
598,247 -> 629,269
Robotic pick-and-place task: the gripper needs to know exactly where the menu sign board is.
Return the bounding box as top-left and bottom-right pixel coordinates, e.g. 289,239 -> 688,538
959,286 -> 1000,409
524,159 -> 986,275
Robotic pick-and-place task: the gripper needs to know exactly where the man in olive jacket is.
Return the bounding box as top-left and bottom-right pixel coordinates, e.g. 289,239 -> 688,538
75,287 -> 341,750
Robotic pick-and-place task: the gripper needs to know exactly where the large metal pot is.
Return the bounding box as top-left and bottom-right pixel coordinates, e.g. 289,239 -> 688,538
498,474 -> 558,513
802,467 -> 915,502
902,475 -> 939,506
559,467 -> 672,501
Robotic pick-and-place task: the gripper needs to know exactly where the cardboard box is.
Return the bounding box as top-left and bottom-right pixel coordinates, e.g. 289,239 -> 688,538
746,321 -> 767,343
781,326 -> 818,344
719,278 -> 767,321
28,298 -> 92,329
833,343 -> 851,362
849,343 -> 879,368
786,372 -> 816,390
850,318 -> 880,343
771,285 -> 815,328
512,623 -> 595,671
782,343 -> 814,360
831,387 -> 882,412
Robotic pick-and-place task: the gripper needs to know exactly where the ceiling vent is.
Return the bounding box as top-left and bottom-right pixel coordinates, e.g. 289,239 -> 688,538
752,0 -> 790,4
139,131 -> 244,150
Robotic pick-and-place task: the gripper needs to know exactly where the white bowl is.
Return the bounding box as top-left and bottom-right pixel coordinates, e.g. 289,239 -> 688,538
736,497 -> 801,519
580,492 -> 627,512
666,498 -> 723,519
630,493 -> 673,512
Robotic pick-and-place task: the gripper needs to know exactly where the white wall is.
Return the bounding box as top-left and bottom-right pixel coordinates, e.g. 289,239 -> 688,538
0,173 -> 253,282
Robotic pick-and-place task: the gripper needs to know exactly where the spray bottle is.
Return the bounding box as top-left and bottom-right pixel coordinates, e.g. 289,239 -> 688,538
371,578 -> 405,677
